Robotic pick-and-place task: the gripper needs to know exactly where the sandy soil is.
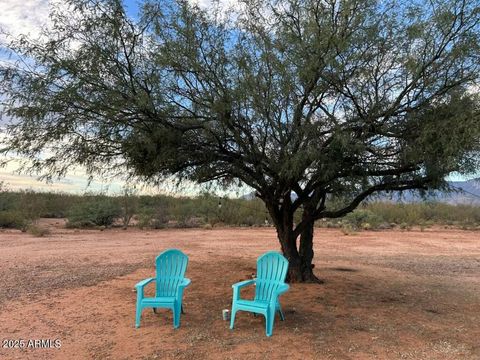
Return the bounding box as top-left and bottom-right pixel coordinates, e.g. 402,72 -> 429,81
0,220 -> 479,360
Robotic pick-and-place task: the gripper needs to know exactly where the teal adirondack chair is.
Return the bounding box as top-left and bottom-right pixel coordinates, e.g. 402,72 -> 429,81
230,251 -> 290,337
135,249 -> 190,329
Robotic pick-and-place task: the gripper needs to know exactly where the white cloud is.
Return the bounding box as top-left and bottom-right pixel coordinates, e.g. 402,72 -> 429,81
0,0 -> 49,42
191,0 -> 239,9
0,0 -> 251,196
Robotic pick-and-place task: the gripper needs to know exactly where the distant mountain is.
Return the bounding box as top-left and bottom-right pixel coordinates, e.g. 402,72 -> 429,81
381,178 -> 480,204
240,178 -> 480,204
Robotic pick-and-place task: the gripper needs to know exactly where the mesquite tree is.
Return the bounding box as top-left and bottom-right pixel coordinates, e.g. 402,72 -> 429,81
1,0 -> 479,281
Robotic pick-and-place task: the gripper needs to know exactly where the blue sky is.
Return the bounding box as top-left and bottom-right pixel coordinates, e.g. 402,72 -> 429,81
0,0 -> 158,194
0,0 -> 231,194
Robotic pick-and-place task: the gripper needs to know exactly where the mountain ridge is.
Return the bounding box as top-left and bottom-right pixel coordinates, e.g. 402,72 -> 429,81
240,178 -> 480,204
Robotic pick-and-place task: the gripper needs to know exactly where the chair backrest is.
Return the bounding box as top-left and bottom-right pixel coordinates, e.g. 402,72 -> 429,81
155,249 -> 189,297
254,251 -> 289,302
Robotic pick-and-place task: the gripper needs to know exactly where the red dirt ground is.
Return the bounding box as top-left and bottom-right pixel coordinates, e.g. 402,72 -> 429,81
0,220 -> 479,359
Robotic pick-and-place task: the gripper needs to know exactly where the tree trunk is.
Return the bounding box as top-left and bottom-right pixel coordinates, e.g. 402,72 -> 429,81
299,216 -> 324,283
266,199 -> 323,283
275,226 -> 303,282
273,215 -> 322,283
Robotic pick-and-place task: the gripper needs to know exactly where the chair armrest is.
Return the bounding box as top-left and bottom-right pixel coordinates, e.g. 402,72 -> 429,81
275,283 -> 289,296
232,279 -> 256,289
270,283 -> 289,308
175,278 -> 191,302
135,277 -> 155,290
232,279 -> 256,301
179,278 -> 191,288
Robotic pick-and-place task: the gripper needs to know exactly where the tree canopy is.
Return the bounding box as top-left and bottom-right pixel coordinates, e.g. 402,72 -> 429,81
1,0 -> 479,281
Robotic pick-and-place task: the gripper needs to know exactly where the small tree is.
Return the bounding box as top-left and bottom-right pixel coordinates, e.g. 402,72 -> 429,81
119,186 -> 138,229
1,0 -> 479,281
18,190 -> 45,231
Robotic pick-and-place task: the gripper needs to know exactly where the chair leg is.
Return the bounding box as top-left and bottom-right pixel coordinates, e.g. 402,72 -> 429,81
181,304 -> 185,314
135,290 -> 144,328
230,308 -> 237,330
153,307 -> 157,314
173,304 -> 181,329
266,308 -> 275,337
135,304 -> 142,328
278,305 -> 285,321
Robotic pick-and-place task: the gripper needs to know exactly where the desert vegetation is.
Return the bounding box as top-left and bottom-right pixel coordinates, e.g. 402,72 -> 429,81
1,189 -> 479,235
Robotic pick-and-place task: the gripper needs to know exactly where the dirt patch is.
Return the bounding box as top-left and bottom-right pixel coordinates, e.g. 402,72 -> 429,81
0,260 -> 148,306
0,224 -> 479,359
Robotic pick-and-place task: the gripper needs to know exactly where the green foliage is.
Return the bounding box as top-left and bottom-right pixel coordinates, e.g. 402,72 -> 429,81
399,222 -> 411,230
0,191 -> 80,218
38,192 -> 78,218
67,197 -> 121,228
318,202 -> 480,230
1,0 -> 478,222
1,189 -> 479,231
135,193 -> 268,229
136,205 -> 168,229
365,202 -> 480,227
18,191 -> 47,225
0,190 -> 48,230
119,187 -> 139,228
0,210 -> 27,229
343,210 -> 384,230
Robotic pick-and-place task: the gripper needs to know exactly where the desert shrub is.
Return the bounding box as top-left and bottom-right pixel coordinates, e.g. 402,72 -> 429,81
136,212 -> 153,229
361,222 -> 372,230
27,225 -> 51,237
0,210 -> 27,229
217,198 -> 268,226
377,222 -> 393,230
399,222 -> 411,230
119,188 -> 139,228
67,197 -> 121,227
39,192 -> 79,218
0,191 -> 43,230
364,202 -> 480,226
0,191 -> 80,218
0,192 -> 18,211
17,191 -> 46,228
341,223 -> 357,235
184,217 -> 205,228
136,201 -> 170,229
317,220 -> 341,228
343,209 -> 384,229
1,188 -> 478,230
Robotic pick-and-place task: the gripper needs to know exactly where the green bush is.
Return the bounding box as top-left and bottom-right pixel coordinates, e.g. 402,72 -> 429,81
136,204 -> 168,229
0,210 -> 27,229
399,222 -> 411,230
1,188 -> 479,230
343,209 -> 384,229
365,202 -> 480,226
67,198 -> 121,228
27,225 -> 51,237
39,192 -> 78,218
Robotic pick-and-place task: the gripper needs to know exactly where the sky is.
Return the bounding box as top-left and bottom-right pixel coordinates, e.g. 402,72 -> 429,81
0,0 -> 476,194
0,0 -> 232,195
